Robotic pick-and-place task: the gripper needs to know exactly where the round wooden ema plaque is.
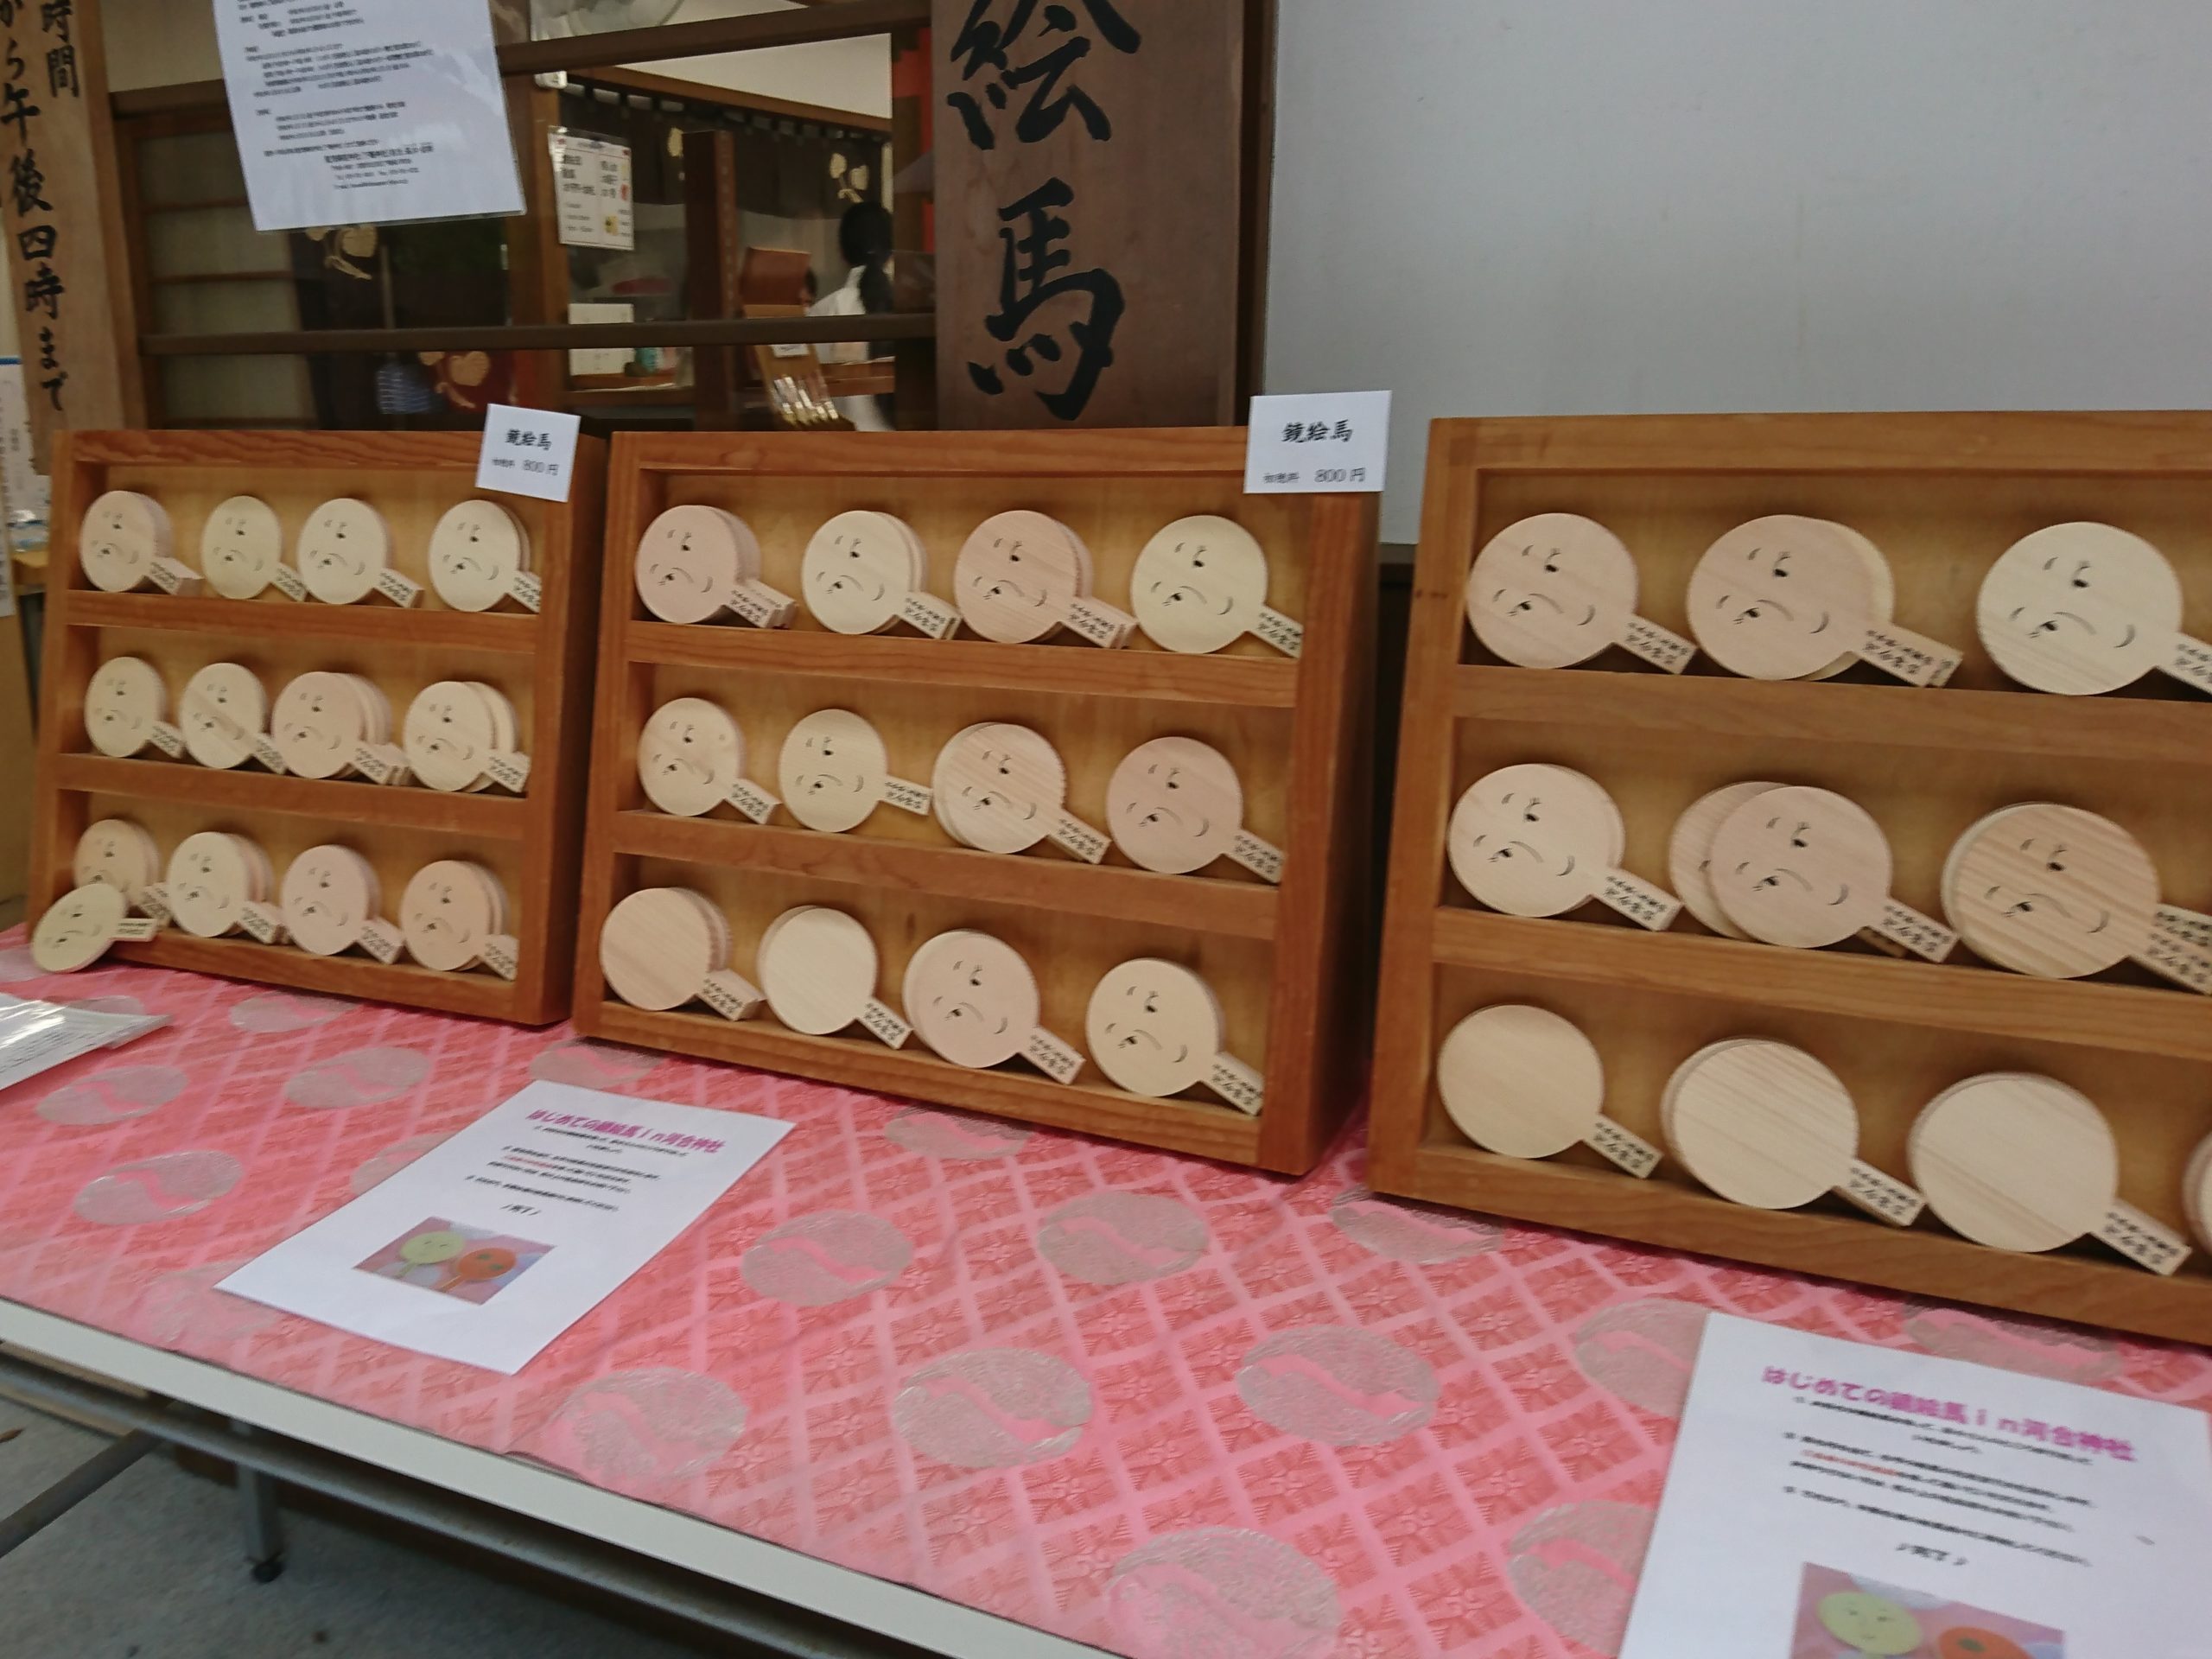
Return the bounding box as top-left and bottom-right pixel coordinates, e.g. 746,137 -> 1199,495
31,881 -> 131,973
802,509 -> 925,634
1084,958 -> 1223,1097
1940,803 -> 2157,977
636,696 -> 744,817
932,722 -> 1068,854
1668,780 -> 1781,939
167,830 -> 270,938
1686,515 -> 1891,680
1707,785 -> 1892,949
1465,512 -> 1641,669
601,887 -> 730,1011
404,680 -> 512,793
83,655 -> 168,758
904,929 -> 1039,1069
428,499 -> 531,613
1130,515 -> 1271,655
1435,1003 -> 1605,1159
280,844 -> 381,957
273,671 -> 375,779
1663,1039 -> 1857,1209
296,498 -> 392,605
756,905 -> 881,1036
953,510 -> 1090,644
73,817 -> 161,905
634,505 -> 759,625
1909,1072 -> 2116,1253
400,860 -> 507,973
1105,736 -> 1244,874
2184,1133 -> 2212,1255
179,663 -> 269,771
1975,522 -> 2183,696
79,490 -> 173,593
1446,763 -> 1624,917
778,709 -> 893,833
199,495 -> 284,600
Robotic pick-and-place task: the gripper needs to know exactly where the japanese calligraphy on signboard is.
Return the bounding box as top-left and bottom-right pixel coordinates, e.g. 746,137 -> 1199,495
934,0 -> 1255,430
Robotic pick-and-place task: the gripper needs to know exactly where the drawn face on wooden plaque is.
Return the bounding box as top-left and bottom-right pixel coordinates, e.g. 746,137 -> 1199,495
1131,516 -> 1270,655
273,671 -> 371,779
79,490 -> 170,592
429,499 -> 531,613
168,831 -> 262,938
635,505 -> 749,625
180,663 -> 268,771
83,656 -> 166,758
905,930 -> 1039,1069
1085,958 -> 1220,1097
779,709 -> 890,833
401,860 -> 504,972
954,511 -> 1086,644
1942,804 -> 2157,977
1707,785 -> 1891,948
803,510 -> 919,634
1465,513 -> 1638,669
636,697 -> 744,817
32,882 -> 130,973
73,818 -> 161,902
1435,1003 -> 1604,1159
1446,763 -> 1623,917
1976,523 -> 2181,695
1910,1072 -> 2115,1253
757,906 -> 880,1036
600,887 -> 728,1011
199,495 -> 284,600
281,844 -> 379,957
1687,516 -> 1886,680
404,680 -> 504,794
1667,780 -> 1780,939
932,723 -> 1066,854
1664,1039 -> 1856,1210
1106,737 -> 1243,874
296,499 -> 391,605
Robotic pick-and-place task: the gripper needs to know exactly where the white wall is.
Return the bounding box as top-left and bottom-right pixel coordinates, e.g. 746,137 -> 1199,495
1265,1 -> 2212,543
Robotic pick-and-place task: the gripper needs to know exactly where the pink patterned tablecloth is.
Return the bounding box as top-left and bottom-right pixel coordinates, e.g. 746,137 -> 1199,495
0,938 -> 2206,1659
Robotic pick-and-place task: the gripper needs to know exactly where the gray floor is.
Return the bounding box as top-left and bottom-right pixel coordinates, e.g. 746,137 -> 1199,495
0,1398 -> 712,1659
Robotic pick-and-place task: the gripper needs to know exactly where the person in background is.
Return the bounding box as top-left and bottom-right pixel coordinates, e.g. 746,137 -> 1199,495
809,201 -> 895,431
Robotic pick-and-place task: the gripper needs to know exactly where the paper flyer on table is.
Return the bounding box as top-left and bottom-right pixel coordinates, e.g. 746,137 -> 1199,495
219,1083 -> 791,1374
1620,1313 -> 2212,1659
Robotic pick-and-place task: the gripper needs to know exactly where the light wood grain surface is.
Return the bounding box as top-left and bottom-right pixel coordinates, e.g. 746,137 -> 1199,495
953,511 -> 1089,645
1435,1003 -> 1605,1159
1085,958 -> 1222,1098
1465,512 -> 1640,670
1977,522 -> 2181,695
199,496 -> 285,601
1663,1038 -> 1857,1210
1910,1071 -> 2116,1252
1131,516 -> 1272,656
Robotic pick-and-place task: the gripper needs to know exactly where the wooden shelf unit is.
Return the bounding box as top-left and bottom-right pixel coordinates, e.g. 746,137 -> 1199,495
1371,412 -> 2212,1345
29,430 -> 607,1025
574,429 -> 1376,1174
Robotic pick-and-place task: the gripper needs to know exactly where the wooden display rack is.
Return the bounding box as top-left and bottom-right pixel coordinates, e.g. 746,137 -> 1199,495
1371,412 -> 2212,1344
29,431 -> 607,1024
574,429 -> 1375,1173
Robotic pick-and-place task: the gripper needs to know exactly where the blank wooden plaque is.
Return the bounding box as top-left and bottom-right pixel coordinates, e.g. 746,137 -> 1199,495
1686,515 -> 1886,681
757,906 -> 880,1036
1446,762 -> 1624,918
1942,803 -> 2157,978
601,887 -> 727,1012
1976,523 -> 2181,696
1665,1039 -> 1858,1210
1707,785 -> 1891,949
1910,1072 -> 2116,1253
1085,958 -> 1222,1097
1465,512 -> 1638,670
1435,1003 -> 1605,1159
1668,780 -> 1778,939
1129,515 -> 1271,655
2185,1133 -> 2212,1255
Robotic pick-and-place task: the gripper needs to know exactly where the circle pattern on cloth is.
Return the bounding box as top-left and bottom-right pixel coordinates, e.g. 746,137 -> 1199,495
200,495 -> 283,600
1897,1300 -> 2122,1385
1572,1299 -> 1713,1421
39,1064 -> 190,1127
537,1369 -> 748,1484
283,1045 -> 433,1109
1465,512 -> 1639,669
741,1211 -> 913,1306
1235,1325 -> 1438,1445
893,1348 -> 1091,1467
1037,1192 -> 1210,1286
229,991 -> 352,1033
1129,515 -> 1271,655
73,1151 -> 243,1224
1104,1528 -> 1342,1659
882,1106 -> 1033,1160
1325,1186 -> 1507,1263
529,1039 -> 660,1090
1106,737 -> 1243,874
1976,522 -> 2181,695
131,1262 -> 284,1349
1506,1501 -> 1656,1657
349,1131 -> 453,1195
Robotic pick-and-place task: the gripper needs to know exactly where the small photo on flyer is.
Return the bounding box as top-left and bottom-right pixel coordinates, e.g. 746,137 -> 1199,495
1791,1563 -> 2063,1658
353,1217 -> 550,1305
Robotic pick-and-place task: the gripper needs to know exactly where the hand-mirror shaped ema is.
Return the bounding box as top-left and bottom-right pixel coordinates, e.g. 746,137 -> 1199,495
404,680 -> 515,794
400,860 -> 507,973
296,498 -> 392,606
1976,522 -> 2212,696
73,818 -> 161,907
801,509 -> 925,635
199,495 -> 284,600
179,663 -> 269,771
755,906 -> 908,1046
1465,513 -> 1695,673
634,505 -> 789,627
1687,515 -> 1961,686
280,844 -> 383,958
428,499 -> 531,613
933,722 -> 1077,855
1105,736 -> 1281,881
1434,1005 -> 1659,1175
30,882 -> 140,973
1667,780 -> 1780,939
1446,763 -> 1681,929
1085,959 -> 1264,1111
82,655 -> 167,758
903,929 -> 1083,1081
636,696 -> 750,819
272,671 -> 378,780
1706,785 -> 1955,960
600,887 -> 745,1014
166,830 -> 270,939
1131,515 -> 1300,657
778,709 -> 932,834
78,490 -> 173,593
2185,1133 -> 2212,1256
953,510 -> 1091,644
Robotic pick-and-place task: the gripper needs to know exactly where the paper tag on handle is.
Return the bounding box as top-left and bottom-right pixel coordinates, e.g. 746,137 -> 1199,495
238,901 -> 288,945
896,591 -> 961,639
1616,614 -> 1696,674
146,556 -> 202,596
1228,829 -> 1285,884
2153,904 -> 2212,954
1205,1052 -> 1265,1115
357,918 -> 404,963
2161,634 -> 2212,696
725,778 -> 780,823
1065,595 -> 1137,650
2135,931 -> 2212,995
351,743 -> 412,787
136,884 -> 170,925
112,917 -> 162,943
1868,899 -> 1955,962
483,750 -> 531,793
1047,810 -> 1110,865
857,997 -> 911,1049
1597,869 -> 1681,931
1839,1160 -> 1925,1226
246,733 -> 289,774
268,563 -> 309,602
145,721 -> 187,759
726,579 -> 795,629
1021,1027 -> 1084,1084
1859,623 -> 1962,688
372,568 -> 423,608
506,569 -> 543,612
479,933 -> 520,981
2094,1200 -> 2191,1275
1586,1116 -> 1662,1178
881,777 -> 932,816
1249,605 -> 1303,658
699,969 -> 764,1022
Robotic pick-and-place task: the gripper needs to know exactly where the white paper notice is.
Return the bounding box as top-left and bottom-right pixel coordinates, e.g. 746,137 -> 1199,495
550,131 -> 634,251
218,1082 -> 791,1374
476,404 -> 582,503
215,0 -> 524,233
1245,391 -> 1391,494
1620,1313 -> 2212,1659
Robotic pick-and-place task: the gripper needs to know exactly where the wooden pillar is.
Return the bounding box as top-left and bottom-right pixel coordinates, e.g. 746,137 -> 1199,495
684,129 -> 743,430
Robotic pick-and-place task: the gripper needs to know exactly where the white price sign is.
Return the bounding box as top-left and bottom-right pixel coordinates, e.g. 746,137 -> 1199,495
1244,391 -> 1391,494
476,405 -> 582,503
